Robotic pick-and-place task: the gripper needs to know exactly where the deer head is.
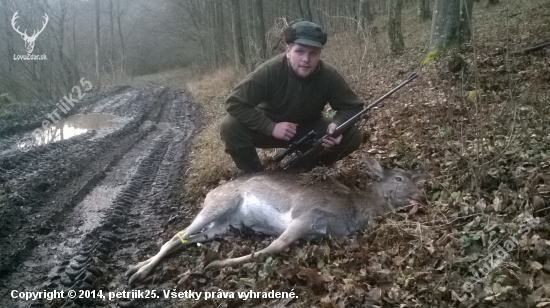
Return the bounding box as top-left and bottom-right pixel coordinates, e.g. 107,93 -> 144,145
11,11 -> 49,54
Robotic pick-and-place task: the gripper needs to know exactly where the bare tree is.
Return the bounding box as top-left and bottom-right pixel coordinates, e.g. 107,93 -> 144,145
388,0 -> 404,54
429,0 -> 474,50
43,0 -> 75,89
109,0 -> 115,77
358,0 -> 373,31
115,0 -> 129,74
302,0 -> 313,21
255,0 -> 267,60
215,0 -> 225,67
417,0 -> 431,20
71,3 -> 80,86
94,0 -> 101,88
231,0 -> 245,67
1,0 -> 15,74
58,2 -> 70,87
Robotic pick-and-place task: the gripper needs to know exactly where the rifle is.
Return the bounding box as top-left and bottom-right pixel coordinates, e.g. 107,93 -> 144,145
274,72 -> 419,169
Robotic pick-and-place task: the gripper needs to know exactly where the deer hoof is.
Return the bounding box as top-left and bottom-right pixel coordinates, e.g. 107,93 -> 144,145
204,260 -> 223,270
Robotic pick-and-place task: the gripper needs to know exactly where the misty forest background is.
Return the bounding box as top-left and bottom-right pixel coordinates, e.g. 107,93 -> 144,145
2,0 -> 467,105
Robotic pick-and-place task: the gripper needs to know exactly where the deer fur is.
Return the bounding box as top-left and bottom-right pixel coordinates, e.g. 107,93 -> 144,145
126,157 -> 426,285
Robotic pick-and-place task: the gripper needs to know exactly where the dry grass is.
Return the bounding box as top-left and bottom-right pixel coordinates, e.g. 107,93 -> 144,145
184,66 -> 245,201
187,66 -> 244,122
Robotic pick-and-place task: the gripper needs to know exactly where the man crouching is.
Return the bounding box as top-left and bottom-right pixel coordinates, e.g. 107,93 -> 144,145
220,20 -> 364,173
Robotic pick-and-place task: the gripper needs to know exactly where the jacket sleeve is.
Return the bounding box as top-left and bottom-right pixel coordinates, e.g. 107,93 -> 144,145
327,70 -> 364,127
225,68 -> 277,136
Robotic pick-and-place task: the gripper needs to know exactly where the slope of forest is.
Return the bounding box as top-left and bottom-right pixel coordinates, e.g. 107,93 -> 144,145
169,0 -> 549,307
1,0 -> 546,306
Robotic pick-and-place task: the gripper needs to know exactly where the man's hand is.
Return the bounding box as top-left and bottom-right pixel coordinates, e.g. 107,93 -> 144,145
322,123 -> 342,148
272,122 -> 298,141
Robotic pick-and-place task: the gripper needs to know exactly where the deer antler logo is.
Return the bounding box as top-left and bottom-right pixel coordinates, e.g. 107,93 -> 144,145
11,11 -> 49,54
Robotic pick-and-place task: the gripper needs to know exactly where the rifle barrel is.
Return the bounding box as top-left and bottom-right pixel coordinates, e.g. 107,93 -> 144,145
332,72 -> 418,137
275,73 -> 419,168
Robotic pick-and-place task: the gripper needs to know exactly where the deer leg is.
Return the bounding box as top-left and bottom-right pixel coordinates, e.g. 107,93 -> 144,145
205,219 -> 311,270
126,221 -> 232,285
126,197 -> 242,285
126,234 -> 183,286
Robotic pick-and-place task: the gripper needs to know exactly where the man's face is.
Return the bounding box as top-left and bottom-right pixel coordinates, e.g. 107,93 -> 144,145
286,43 -> 321,78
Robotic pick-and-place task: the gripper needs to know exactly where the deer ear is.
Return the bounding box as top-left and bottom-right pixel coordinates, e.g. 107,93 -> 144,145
362,155 -> 384,178
411,173 -> 429,188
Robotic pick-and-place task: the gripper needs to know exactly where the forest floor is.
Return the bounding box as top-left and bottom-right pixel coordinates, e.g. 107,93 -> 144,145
156,1 -> 549,307
0,0 -> 548,307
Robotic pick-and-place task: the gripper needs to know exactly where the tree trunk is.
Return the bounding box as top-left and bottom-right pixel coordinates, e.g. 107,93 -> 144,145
255,0 -> 267,59
303,0 -> 313,21
245,0 -> 253,66
72,7 -> 80,85
1,0 -> 15,74
283,0 -> 290,20
358,0 -> 365,31
216,0 -> 226,65
54,1 -> 73,90
207,0 -> 217,69
310,0 -> 324,28
297,0 -> 305,20
212,0 -> 220,68
358,0 -> 373,31
95,0 -> 101,88
429,0 -> 474,50
109,0 -> 115,77
388,0 -> 404,54
231,0 -> 246,67
116,0 -> 126,74
417,0 -> 431,20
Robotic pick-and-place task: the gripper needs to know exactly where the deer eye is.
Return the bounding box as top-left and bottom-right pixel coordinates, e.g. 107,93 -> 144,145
395,176 -> 402,182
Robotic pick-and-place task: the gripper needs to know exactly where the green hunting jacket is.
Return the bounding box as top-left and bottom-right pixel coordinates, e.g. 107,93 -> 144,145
225,53 -> 364,136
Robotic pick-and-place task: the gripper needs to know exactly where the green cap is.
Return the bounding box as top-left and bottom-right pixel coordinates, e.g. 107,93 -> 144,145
287,21 -> 327,48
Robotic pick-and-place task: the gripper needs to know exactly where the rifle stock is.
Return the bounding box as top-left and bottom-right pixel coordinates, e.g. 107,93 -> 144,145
276,73 -> 418,169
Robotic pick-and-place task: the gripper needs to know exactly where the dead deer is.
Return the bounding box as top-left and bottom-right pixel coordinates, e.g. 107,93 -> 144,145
126,157 -> 427,285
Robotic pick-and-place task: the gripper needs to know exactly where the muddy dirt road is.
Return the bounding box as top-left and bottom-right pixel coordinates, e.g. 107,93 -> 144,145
0,85 -> 202,307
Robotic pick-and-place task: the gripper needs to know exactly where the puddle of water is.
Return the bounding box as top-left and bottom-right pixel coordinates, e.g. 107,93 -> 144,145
30,113 -> 125,146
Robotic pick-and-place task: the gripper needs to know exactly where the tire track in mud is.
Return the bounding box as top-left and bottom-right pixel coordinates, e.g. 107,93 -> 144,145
0,86 -> 197,308
0,86 -> 160,277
